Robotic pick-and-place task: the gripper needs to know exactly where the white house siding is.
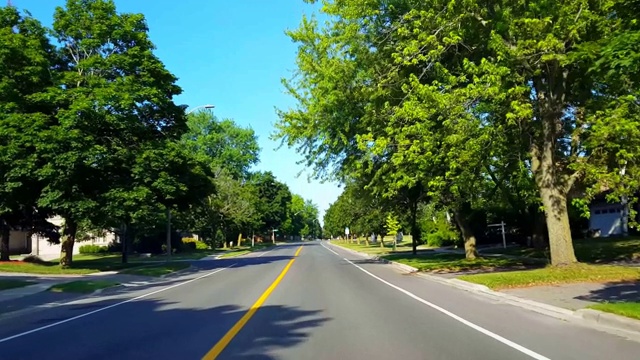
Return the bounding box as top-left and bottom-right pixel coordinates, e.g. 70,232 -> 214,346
8,215 -> 116,261
589,204 -> 624,237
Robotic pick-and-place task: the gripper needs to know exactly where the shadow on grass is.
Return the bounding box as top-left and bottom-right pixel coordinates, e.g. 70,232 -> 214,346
378,252 -> 545,274
0,295 -> 330,359
484,237 -> 640,265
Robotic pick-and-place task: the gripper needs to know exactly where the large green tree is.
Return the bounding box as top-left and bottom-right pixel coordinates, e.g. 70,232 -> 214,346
183,110 -> 259,179
0,6 -> 57,260
251,172 -> 292,238
279,0 -> 640,266
39,0 -> 188,267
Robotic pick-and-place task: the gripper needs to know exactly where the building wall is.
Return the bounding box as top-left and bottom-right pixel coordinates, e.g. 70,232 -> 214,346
9,215 -> 117,261
590,203 -> 624,237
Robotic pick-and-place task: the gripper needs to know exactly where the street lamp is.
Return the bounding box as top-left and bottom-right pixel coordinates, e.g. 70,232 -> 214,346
165,103 -> 215,261
186,104 -> 215,115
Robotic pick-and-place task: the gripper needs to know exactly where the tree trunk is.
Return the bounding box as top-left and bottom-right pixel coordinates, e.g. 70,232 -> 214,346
539,186 -> 577,265
59,219 -> 78,268
237,233 -> 243,247
0,224 -> 10,261
121,223 -> 129,264
453,211 -> 478,260
532,209 -> 548,250
533,76 -> 578,266
409,200 -> 420,255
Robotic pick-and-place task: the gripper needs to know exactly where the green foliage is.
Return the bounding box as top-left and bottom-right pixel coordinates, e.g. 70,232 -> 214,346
78,245 -> 109,254
181,237 -> 208,250
278,0 -> 640,265
385,214 -> 401,237
419,204 -> 460,248
183,110 -> 259,179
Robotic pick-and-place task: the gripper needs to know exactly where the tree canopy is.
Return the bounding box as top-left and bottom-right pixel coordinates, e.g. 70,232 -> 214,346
277,0 -> 640,265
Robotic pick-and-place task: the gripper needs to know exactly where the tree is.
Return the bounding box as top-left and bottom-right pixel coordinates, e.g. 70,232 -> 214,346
279,0 -> 640,266
183,110 -> 259,179
251,172 -> 292,238
385,213 -> 401,250
0,6 -> 57,260
39,0 -> 188,267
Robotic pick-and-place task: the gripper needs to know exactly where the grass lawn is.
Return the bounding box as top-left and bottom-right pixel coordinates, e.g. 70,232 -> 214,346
0,254 -> 142,275
217,243 -> 276,258
218,249 -> 251,258
589,302 -> 640,320
382,252 -> 534,273
482,237 -> 640,264
0,279 -> 36,290
458,264 -> 640,290
331,240 -> 425,256
140,249 -> 221,261
121,262 -> 190,277
0,249 -> 223,275
49,280 -> 120,293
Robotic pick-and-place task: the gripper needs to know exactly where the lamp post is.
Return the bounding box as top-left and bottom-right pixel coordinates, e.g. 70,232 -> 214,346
165,104 -> 215,261
187,104 -> 215,115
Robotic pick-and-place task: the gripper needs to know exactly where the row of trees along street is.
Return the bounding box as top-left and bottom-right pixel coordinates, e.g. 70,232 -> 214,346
276,0 -> 640,266
0,0 -> 321,267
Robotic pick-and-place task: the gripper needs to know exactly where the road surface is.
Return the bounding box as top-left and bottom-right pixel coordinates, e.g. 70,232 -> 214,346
1,242 -> 639,359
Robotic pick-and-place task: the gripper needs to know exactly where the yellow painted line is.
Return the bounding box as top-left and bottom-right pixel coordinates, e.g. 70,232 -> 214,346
201,246 -> 303,360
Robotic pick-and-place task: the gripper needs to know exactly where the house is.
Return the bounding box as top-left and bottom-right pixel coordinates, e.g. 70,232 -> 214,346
9,215 -> 115,260
589,192 -> 638,237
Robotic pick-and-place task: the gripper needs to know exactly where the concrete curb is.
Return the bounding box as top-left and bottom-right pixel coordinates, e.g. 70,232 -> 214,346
576,309 -> 640,334
327,241 -> 640,335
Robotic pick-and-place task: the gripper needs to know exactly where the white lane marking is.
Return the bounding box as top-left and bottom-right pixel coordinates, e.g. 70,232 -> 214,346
256,246 -> 278,258
322,243 -> 341,256
320,242 -> 551,360
0,265 -> 234,344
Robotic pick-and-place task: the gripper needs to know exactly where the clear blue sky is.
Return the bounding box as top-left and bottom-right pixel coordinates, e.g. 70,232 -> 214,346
14,0 -> 341,223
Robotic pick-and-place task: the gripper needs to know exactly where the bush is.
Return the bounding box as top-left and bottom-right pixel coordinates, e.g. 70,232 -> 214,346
425,229 -> 460,248
182,237 -> 208,251
79,244 -> 109,254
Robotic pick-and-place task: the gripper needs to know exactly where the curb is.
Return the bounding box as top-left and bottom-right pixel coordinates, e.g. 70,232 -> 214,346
327,241 -> 640,336
576,309 -> 640,334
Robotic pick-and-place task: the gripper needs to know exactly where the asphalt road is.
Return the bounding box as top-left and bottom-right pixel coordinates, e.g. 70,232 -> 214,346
1,242 -> 640,359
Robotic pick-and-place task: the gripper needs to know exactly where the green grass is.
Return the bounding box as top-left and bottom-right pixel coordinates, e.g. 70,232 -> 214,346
140,249 -> 221,261
482,237 -> 640,264
382,252 -> 533,273
331,240 -> 426,256
49,280 -> 120,293
217,243 -> 276,259
459,264 -> 640,289
589,302 -> 640,320
0,254 -> 142,275
0,249 -> 223,275
0,279 -> 36,290
219,249 -> 251,258
120,262 -> 190,277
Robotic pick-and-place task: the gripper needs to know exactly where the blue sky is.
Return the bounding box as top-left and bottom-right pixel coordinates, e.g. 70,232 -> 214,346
14,0 -> 341,223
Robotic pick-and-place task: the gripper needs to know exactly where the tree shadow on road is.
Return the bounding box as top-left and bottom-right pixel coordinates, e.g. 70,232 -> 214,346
1,297 -> 331,360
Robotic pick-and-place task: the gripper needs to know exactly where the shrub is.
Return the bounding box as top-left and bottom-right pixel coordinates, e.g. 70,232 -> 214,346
79,244 -> 109,254
426,229 -> 460,248
182,237 -> 208,250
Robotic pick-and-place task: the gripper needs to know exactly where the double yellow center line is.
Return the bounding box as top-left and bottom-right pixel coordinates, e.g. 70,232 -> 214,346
202,245 -> 303,360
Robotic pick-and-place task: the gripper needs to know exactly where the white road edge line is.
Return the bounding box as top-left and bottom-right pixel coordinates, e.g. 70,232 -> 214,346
0,265 -> 234,344
320,242 -> 551,360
